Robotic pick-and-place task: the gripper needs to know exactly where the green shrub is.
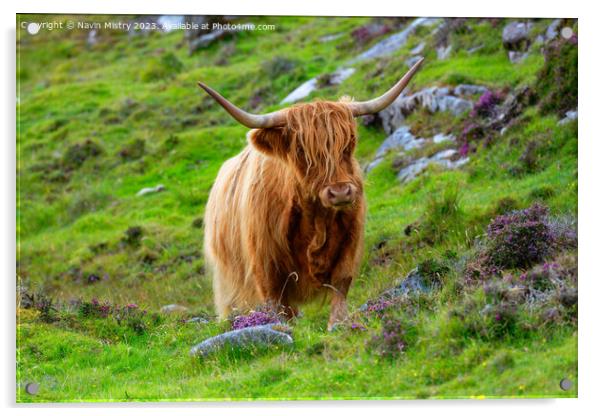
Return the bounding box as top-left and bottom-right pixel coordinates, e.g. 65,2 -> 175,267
536,37 -> 578,116
419,185 -> 463,245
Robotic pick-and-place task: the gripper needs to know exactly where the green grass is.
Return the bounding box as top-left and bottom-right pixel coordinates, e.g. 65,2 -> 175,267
17,15 -> 577,402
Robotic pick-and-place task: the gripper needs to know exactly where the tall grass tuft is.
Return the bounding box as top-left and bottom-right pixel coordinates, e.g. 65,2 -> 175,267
420,184 -> 464,245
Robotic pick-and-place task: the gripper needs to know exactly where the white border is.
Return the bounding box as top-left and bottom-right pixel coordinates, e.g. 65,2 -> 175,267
3,1 -> 600,415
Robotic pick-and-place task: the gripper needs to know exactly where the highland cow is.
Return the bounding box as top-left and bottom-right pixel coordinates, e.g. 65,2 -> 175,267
200,58 -> 424,330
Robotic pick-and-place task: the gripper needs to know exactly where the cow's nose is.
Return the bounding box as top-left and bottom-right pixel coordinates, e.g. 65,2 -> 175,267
326,183 -> 355,206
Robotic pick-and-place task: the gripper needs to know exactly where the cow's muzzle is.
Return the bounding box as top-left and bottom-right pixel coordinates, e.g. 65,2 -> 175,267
319,183 -> 357,209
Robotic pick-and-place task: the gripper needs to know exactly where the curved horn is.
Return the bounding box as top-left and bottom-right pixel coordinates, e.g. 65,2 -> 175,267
197,82 -> 286,128
348,57 -> 425,117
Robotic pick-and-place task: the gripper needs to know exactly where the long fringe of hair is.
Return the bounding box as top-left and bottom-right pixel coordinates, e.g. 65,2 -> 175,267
283,101 -> 357,193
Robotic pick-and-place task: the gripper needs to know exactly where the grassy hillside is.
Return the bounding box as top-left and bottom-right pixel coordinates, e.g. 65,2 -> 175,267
17,15 -> 577,402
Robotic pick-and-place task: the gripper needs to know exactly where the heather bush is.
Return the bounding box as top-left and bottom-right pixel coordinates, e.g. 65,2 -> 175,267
485,203 -> 552,269
367,315 -> 417,358
230,304 -> 282,330
520,252 -> 577,293
114,303 -> 150,335
547,215 -> 578,252
351,23 -> 392,46
470,90 -> 504,118
33,293 -> 59,323
463,249 -> 501,284
77,298 -> 112,318
362,297 -> 396,316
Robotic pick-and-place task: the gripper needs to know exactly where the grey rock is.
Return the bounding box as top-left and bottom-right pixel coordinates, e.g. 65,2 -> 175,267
546,19 -> 562,41
397,158 -> 430,183
320,32 -> 344,43
405,55 -> 424,69
558,109 -> 578,125
508,50 -> 529,64
350,17 -> 440,63
437,95 -> 473,115
359,268 -> 435,311
87,29 -> 98,46
365,157 -> 384,173
410,42 -> 425,55
160,304 -> 189,314
186,316 -> 210,324
432,133 -> 455,144
329,67 -> 356,85
189,29 -> 226,51
280,67 -> 355,104
467,44 -> 484,54
375,126 -> 425,158
136,184 -> 165,197
502,21 -> 532,50
189,324 -> 293,357
397,149 -> 469,183
281,78 -> 318,104
436,44 -> 452,60
454,84 -> 489,96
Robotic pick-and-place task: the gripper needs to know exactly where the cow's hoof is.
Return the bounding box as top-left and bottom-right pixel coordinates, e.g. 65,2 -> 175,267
327,322 -> 344,332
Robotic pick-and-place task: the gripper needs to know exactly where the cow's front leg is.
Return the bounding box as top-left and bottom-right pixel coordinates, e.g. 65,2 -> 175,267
325,211 -> 364,331
326,276 -> 352,331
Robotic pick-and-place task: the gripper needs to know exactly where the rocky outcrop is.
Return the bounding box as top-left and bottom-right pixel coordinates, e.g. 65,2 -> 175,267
349,17 -> 441,63
396,149 -> 468,183
379,87 -> 474,135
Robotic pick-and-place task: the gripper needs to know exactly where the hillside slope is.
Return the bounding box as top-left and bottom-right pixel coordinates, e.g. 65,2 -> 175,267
17,15 -> 577,401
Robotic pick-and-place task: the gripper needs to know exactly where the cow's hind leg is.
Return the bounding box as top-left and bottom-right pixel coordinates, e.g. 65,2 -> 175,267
212,269 -> 233,319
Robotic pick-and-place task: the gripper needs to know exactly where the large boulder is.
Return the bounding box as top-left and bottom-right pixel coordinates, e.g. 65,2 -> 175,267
189,324 -> 293,357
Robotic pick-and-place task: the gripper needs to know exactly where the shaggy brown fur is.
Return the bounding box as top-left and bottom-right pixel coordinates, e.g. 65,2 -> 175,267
204,100 -> 365,328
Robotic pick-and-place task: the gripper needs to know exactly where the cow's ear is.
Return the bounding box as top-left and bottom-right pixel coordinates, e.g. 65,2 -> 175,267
248,128 -> 289,159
